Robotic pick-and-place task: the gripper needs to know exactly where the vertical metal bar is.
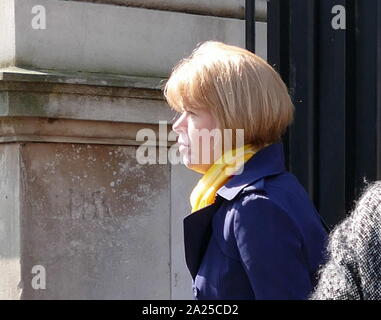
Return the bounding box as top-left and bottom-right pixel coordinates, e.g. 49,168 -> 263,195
267,0 -> 281,72
345,0 -> 356,212
267,0 -> 290,82
288,0 -> 317,201
378,1 -> 381,180
267,0 -> 291,169
318,0 -> 347,227
245,0 -> 256,53
353,0 -> 381,196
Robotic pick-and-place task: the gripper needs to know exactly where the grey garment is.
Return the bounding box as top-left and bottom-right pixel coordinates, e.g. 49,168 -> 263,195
310,181 -> 381,300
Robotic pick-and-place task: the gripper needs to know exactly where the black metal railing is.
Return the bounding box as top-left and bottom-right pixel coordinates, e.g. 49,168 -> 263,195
245,0 -> 256,52
258,0 -> 381,228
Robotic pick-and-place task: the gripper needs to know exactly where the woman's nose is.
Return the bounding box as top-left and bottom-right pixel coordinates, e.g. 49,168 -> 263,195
172,112 -> 187,133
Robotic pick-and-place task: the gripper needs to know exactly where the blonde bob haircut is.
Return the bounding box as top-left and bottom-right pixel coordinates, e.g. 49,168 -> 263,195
163,41 -> 294,148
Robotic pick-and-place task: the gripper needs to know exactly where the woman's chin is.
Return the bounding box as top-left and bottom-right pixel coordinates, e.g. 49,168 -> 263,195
183,160 -> 211,175
183,158 -> 198,172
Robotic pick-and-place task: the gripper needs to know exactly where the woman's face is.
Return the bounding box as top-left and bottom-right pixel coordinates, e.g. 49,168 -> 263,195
172,106 -> 222,174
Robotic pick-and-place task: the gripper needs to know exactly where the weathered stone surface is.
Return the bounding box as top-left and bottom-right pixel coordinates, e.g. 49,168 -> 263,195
0,0 -> 267,75
0,144 -> 22,300
0,68 -> 174,125
19,143 -> 170,299
69,0 -> 268,20
0,117 -> 173,146
2,91 -> 172,124
170,163 -> 200,299
0,68 -> 187,299
0,0 -> 15,67
0,67 -> 167,90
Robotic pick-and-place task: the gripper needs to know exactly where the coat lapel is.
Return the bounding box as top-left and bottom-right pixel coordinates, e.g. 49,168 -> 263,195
183,196 -> 224,280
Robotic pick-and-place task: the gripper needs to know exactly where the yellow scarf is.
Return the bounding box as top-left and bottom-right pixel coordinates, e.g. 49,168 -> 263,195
190,143 -> 260,213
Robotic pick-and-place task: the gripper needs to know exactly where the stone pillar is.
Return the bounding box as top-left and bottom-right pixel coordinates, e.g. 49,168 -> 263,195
0,0 -> 267,299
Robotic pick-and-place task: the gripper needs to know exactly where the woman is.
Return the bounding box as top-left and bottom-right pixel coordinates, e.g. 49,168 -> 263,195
310,181 -> 381,300
163,41 -> 328,300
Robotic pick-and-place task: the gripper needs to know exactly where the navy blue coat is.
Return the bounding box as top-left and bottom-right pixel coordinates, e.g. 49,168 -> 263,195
183,142 -> 329,300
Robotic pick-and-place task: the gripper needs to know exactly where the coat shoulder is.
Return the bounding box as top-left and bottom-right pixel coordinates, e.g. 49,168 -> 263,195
212,188 -> 302,261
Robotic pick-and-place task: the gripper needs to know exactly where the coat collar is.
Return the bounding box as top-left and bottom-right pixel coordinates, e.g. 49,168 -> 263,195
183,141 -> 287,280
216,141 -> 286,200
183,197 -> 224,280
